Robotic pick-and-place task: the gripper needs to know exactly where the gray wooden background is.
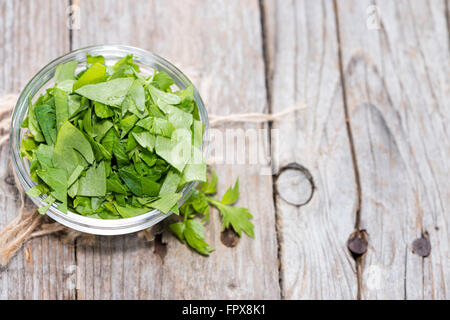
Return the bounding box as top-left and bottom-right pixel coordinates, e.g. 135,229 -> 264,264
0,0 -> 449,300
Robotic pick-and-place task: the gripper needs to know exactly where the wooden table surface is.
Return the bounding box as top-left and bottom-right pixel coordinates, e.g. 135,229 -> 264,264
0,0 -> 449,300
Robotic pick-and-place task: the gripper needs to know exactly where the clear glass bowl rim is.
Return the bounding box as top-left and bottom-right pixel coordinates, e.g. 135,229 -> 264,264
9,45 -> 209,235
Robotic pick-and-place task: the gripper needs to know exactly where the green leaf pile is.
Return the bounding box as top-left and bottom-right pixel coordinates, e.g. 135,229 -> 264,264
21,54 -> 207,219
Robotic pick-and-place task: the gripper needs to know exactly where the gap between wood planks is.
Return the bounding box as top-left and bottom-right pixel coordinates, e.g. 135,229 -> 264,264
333,0 -> 365,300
259,0 -> 365,299
258,0 -> 284,300
69,0 -> 73,51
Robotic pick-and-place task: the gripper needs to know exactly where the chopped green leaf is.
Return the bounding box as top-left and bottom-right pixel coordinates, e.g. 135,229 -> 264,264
159,170 -> 181,195
132,132 -> 155,151
169,219 -> 214,255
77,162 -> 106,197
151,71 -> 174,91
113,203 -> 149,218
26,184 -> 47,198
155,136 -> 190,172
34,104 -> 57,145
94,101 -> 114,118
21,54 -> 207,228
38,195 -> 56,215
54,61 -> 78,84
36,167 -> 67,203
53,121 -> 94,173
73,62 -> 107,90
208,197 -> 254,238
75,78 -> 134,106
148,192 -> 182,214
201,167 -> 218,194
181,147 -> 206,184
87,53 -> 105,66
221,178 -> 239,205
149,84 -> 181,105
54,88 -> 69,132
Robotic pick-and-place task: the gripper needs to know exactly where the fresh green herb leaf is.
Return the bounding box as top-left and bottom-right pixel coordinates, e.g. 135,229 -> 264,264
149,84 -> 182,105
119,114 -> 138,138
208,197 -> 254,238
38,195 -> 56,215
113,203 -> 149,218
75,78 -> 134,106
169,219 -> 214,255
201,167 -> 218,194
27,97 -> 45,142
54,88 -> 69,132
159,170 -> 181,195
73,62 -> 107,90
132,132 -> 155,151
94,101 -> 114,118
106,173 -> 128,194
34,104 -> 57,145
77,161 -> 106,197
52,121 -> 94,173
181,147 -> 207,184
147,192 -> 182,214
26,184 -> 47,198
151,71 -> 174,91
36,167 -> 67,203
34,144 -> 54,168
87,53 -> 105,67
159,101 -> 193,130
118,165 -> 144,196
221,178 -> 239,205
54,61 -> 78,84
155,136 -> 190,172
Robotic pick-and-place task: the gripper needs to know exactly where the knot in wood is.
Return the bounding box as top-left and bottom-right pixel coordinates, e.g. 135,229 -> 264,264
412,237 -> 431,257
347,230 -> 368,257
4,174 -> 15,186
221,228 -> 240,247
275,163 -> 314,206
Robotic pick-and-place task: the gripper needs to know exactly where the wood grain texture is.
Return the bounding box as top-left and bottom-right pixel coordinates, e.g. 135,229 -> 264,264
1,0 -> 449,300
264,0 -> 358,299
335,0 -> 450,299
0,0 -> 75,299
71,0 -> 280,299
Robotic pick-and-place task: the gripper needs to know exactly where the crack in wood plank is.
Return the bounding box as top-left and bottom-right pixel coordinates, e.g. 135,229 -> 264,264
335,0 -> 450,300
264,0 -> 357,299
258,0 -> 283,300
333,0 -> 365,300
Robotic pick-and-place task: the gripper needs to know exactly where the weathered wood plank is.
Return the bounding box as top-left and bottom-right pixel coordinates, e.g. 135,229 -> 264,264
72,0 -> 279,299
336,0 -> 450,299
0,0 -> 75,299
264,0 -> 358,299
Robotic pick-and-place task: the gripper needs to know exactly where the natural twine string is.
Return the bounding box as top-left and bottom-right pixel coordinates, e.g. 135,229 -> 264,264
0,93 -> 305,266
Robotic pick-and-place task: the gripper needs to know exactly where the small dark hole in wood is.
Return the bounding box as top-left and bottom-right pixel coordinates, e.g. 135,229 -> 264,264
412,237 -> 431,257
153,233 -> 167,260
228,282 -> 238,289
221,228 -> 240,247
347,230 -> 368,258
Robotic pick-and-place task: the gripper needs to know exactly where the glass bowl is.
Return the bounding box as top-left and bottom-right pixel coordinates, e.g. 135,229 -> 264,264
10,45 -> 209,235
